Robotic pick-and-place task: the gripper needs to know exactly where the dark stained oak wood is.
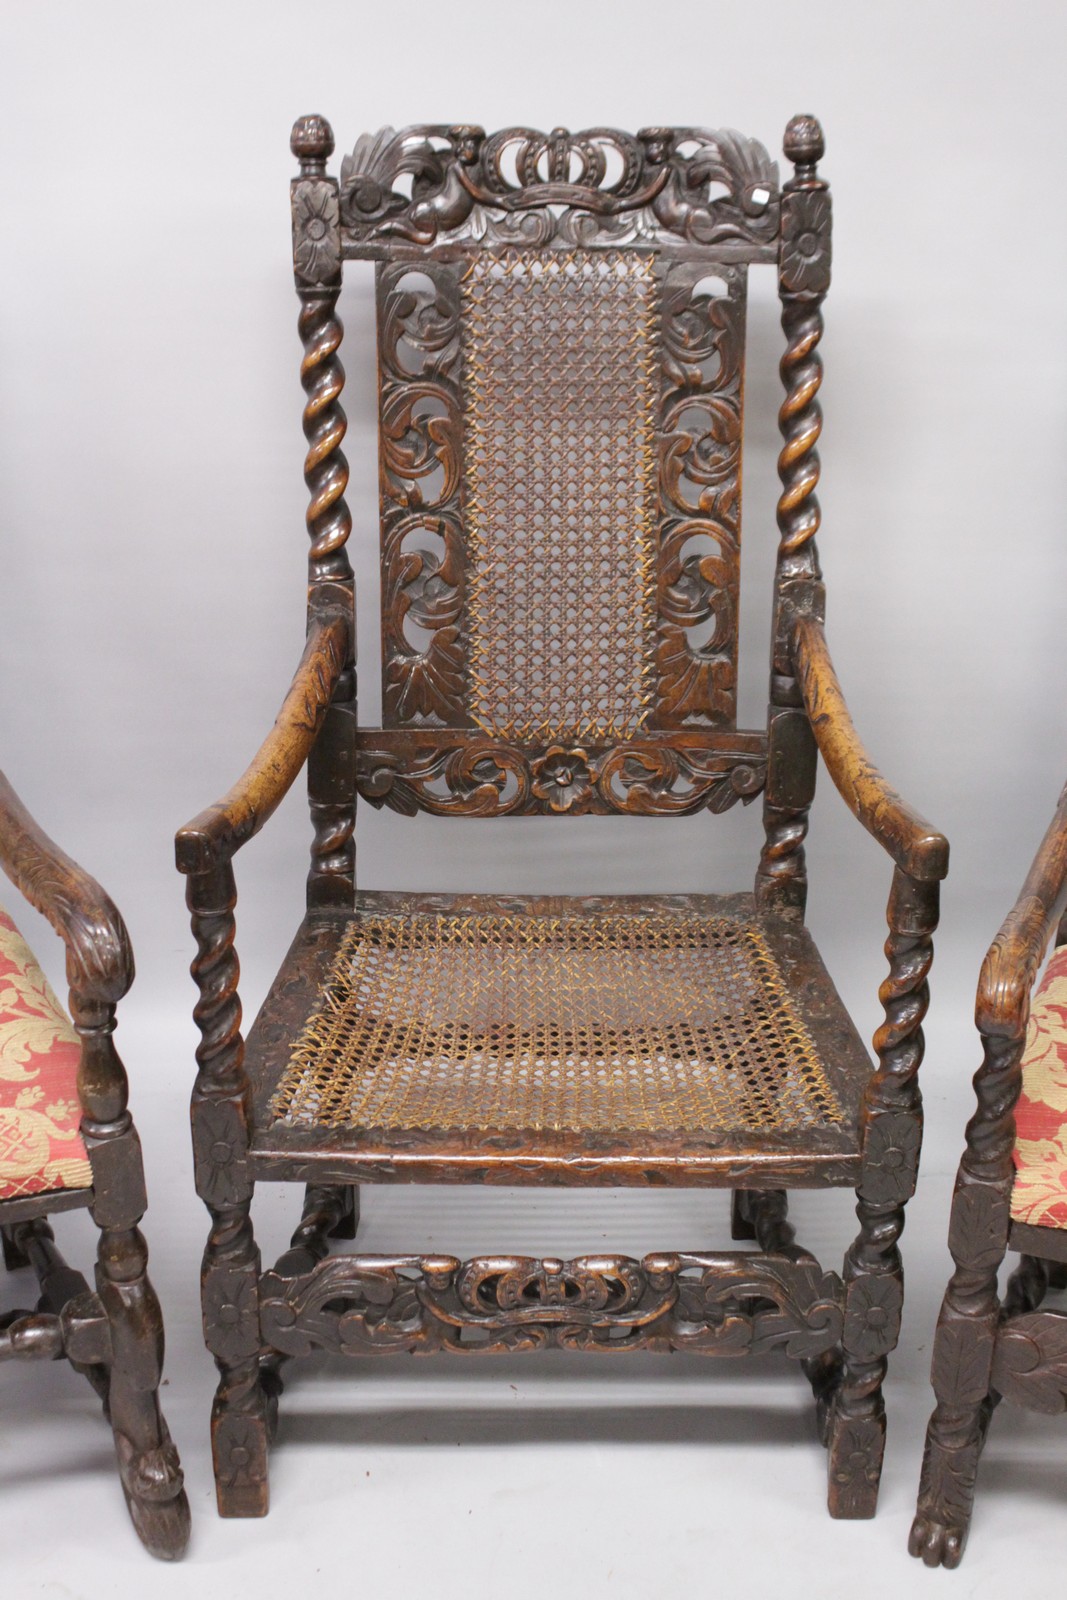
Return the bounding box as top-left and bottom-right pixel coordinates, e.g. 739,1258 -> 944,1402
911,779 -> 1067,1568
243,893 -> 871,1190
793,618 -> 949,882
0,771 -> 133,1002
0,768 -> 189,1560
975,781 -> 1067,1038
176,111 -> 947,1526
176,603 -> 350,874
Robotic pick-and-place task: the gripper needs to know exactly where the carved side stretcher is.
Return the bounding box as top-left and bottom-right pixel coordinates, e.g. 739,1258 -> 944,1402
176,113 -> 948,1523
0,771 -> 189,1558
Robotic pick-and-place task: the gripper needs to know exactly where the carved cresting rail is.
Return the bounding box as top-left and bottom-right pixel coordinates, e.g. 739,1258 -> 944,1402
260,1249 -> 844,1358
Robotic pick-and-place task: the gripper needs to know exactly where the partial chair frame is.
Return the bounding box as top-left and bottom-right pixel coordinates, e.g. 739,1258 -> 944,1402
0,771 -> 189,1559
176,112 -> 948,1522
911,782 -> 1067,1567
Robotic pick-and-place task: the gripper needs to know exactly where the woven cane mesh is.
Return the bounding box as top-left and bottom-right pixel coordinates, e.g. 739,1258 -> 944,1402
462,250 -> 658,741
270,912 -> 844,1135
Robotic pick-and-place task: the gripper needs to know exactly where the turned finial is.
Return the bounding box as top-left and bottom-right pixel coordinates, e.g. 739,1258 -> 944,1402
291,114 -> 335,174
784,113 -> 824,180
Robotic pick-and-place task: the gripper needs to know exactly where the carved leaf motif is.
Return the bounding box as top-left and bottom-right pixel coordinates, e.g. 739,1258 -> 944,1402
355,738 -> 765,818
378,264 -> 468,727
653,268 -> 744,728
947,1183 -> 1010,1274
929,1316 -> 995,1409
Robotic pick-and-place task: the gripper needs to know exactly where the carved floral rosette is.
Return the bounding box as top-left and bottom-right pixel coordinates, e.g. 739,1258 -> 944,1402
354,736 -> 766,818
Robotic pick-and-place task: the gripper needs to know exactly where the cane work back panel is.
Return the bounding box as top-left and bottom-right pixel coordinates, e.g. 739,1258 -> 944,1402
331,125 -> 782,816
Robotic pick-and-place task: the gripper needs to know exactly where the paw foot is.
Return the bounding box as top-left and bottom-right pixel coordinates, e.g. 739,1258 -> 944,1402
908,1513 -> 966,1568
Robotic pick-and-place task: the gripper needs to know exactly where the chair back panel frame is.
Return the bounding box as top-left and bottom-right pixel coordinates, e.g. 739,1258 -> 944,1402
289,117 -> 831,881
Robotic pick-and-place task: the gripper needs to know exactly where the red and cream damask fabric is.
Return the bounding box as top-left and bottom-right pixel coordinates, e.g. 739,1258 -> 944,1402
0,902 -> 91,1201
1011,943 -> 1067,1228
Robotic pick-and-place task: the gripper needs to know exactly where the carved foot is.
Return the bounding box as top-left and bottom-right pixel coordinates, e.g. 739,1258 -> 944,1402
114,1424 -> 191,1560
826,1409 -> 884,1518
907,1513 -> 965,1568
911,1409 -> 985,1566
212,1394 -> 270,1517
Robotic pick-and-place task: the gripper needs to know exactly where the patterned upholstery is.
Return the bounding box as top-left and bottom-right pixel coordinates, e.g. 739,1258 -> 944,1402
0,902 -> 90,1202
1011,943 -> 1067,1228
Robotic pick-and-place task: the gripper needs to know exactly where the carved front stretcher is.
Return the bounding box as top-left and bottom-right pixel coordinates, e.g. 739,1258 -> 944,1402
176,113 -> 948,1527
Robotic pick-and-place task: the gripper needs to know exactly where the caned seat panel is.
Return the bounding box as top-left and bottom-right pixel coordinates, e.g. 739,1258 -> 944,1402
245,893 -> 872,1187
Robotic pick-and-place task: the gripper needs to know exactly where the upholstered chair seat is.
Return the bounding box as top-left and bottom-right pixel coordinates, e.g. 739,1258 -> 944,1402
1011,944 -> 1067,1228
0,904 -> 91,1202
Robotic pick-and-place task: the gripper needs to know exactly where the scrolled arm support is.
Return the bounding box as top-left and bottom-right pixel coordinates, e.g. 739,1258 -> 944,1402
175,607 -> 350,875
975,782 -> 1067,1040
0,771 -> 133,1004
792,615 -> 948,882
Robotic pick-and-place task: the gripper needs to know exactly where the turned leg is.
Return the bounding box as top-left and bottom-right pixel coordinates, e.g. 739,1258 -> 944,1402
74,995 -> 189,1560
828,870 -> 936,1518
911,1029 -> 1021,1567
187,864 -> 272,1517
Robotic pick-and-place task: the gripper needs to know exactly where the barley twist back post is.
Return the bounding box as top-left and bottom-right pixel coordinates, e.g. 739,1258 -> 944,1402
756,114 -> 831,920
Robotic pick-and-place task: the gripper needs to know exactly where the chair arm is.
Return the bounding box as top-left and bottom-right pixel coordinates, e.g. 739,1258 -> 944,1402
0,771 -> 133,1005
792,616 -> 948,882
175,610 -> 349,875
976,781 -> 1067,1040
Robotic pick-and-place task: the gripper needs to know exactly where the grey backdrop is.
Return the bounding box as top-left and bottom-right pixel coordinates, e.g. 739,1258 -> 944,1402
2,1 -> 1066,1592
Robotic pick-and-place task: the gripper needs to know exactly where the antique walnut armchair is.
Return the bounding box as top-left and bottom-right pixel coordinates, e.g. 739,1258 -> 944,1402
911,783 -> 1067,1566
0,770 -> 189,1558
176,112 -> 948,1521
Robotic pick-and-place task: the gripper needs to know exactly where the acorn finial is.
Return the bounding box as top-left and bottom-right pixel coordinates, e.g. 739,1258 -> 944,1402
784,114 -> 824,174
291,114 -> 335,172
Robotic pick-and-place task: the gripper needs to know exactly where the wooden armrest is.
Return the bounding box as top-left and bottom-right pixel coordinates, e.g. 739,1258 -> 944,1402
175,611 -> 349,875
792,616 -> 948,882
0,772 -> 133,1004
976,781 -> 1067,1039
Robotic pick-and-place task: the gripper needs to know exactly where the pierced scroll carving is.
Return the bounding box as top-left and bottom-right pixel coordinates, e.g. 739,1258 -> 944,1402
378,262 -> 468,726
340,125 -> 779,254
654,266 -> 745,727
354,734 -> 766,817
259,1250 -> 842,1359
